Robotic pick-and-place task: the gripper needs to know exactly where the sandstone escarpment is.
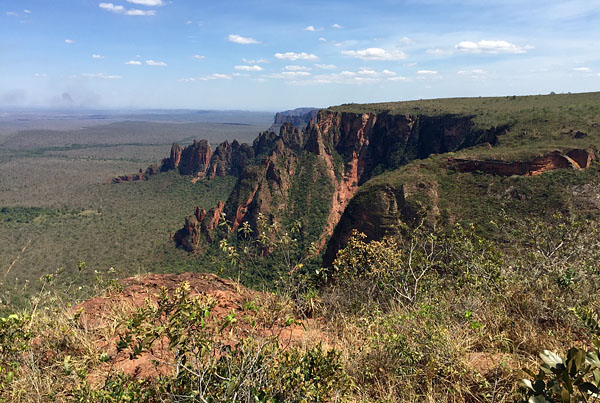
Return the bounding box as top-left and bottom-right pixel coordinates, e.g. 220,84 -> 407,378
173,201 -> 225,251
324,148 -> 597,266
307,111 -> 505,248
175,109 -> 508,253
323,178 -> 440,265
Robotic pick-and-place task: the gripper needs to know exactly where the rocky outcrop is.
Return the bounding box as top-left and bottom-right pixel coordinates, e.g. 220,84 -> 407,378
206,140 -> 255,179
77,272 -> 308,380
108,164 -> 159,184
173,201 -> 226,251
447,149 -> 595,176
269,108 -> 319,132
178,140 -> 212,176
324,148 -> 597,265
323,179 -> 440,265
159,139 -> 255,180
166,143 -> 183,170
175,109 -> 508,253
307,111 -> 505,249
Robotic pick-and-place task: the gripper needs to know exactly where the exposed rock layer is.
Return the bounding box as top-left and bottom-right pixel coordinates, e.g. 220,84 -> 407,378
175,110 -> 507,252
324,148 -> 597,265
447,149 -> 595,176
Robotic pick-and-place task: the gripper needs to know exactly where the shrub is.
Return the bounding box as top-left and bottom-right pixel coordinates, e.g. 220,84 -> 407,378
109,282 -> 349,402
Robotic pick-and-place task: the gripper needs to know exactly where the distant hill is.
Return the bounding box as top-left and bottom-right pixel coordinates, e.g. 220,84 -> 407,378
269,107 -> 319,131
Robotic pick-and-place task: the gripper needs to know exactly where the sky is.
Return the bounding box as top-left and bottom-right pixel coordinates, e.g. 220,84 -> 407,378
1,0 -> 600,110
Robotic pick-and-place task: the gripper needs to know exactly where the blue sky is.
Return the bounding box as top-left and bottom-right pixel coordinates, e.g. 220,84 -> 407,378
1,0 -> 600,110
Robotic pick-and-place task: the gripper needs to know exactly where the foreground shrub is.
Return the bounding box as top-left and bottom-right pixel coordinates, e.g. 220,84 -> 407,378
96,282 -> 349,402
520,345 -> 600,402
328,223 -> 504,311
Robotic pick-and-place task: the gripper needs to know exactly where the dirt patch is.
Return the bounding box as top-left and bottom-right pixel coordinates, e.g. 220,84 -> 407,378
468,352 -> 513,376
75,273 -> 309,381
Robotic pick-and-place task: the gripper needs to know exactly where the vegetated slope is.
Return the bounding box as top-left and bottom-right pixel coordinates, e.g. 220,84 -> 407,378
160,92 -> 600,267
325,92 -> 600,261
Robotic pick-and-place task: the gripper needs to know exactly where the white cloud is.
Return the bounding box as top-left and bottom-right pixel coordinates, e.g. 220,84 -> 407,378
319,37 -> 327,42
180,74 -> 232,82
80,73 -> 122,79
304,25 -> 323,32
99,3 -> 125,13
274,52 -> 318,61
6,11 -> 17,16
65,39 -> 75,44
285,65 -> 311,71
573,67 -> 592,72
24,9 -> 32,14
99,3 -> 155,16
193,55 -> 206,60
125,60 -> 142,65
185,20 -> 193,24
282,68 -> 403,85
458,69 -> 486,75
457,69 -> 487,79
33,73 -> 47,78
426,48 -> 453,56
315,64 -> 337,69
126,0 -> 163,5
235,65 -> 263,71
269,71 -> 312,79
228,34 -> 260,44
341,47 -> 407,61
125,9 -> 155,15
417,70 -> 438,75
146,60 -> 167,66
243,58 -> 268,64
92,54 -> 104,59
332,23 -> 342,29
455,40 -> 527,54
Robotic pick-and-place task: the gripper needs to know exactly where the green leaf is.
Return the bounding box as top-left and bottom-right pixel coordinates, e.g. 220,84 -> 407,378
586,351 -> 600,368
540,350 -> 564,369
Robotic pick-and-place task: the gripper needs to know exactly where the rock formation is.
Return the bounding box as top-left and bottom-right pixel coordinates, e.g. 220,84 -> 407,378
174,109 -> 508,252
447,149 -> 595,176
108,164 -> 160,184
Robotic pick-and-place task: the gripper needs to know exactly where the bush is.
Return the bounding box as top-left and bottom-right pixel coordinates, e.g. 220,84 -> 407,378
107,282 -> 349,402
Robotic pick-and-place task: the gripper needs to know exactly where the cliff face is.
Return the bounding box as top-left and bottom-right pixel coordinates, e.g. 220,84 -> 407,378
447,149 -> 595,176
160,139 -> 255,179
305,111 -> 505,248
323,147 -> 597,265
174,109 -> 506,253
